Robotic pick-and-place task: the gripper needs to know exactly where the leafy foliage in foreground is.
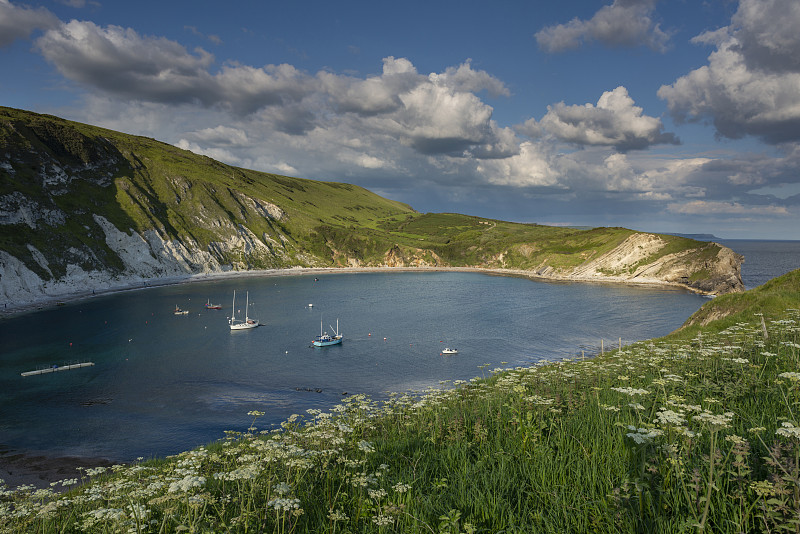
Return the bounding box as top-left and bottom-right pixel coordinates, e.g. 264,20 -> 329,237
2,273 -> 800,532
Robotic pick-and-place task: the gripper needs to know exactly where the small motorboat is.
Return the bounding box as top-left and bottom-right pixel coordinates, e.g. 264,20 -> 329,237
441,348 -> 458,354
174,306 -> 188,315
205,299 -> 222,310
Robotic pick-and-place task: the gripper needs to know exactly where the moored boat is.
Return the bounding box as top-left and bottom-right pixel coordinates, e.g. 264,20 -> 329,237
312,318 -> 343,347
174,305 -> 188,315
230,290 -> 259,330
205,299 -> 222,310
441,348 -> 458,354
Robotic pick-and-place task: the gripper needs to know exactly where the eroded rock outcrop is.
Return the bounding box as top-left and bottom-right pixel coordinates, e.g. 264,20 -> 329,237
530,233 -> 744,295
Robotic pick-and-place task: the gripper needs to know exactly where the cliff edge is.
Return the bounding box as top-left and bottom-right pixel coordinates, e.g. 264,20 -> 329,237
545,233 -> 744,295
0,107 -> 744,311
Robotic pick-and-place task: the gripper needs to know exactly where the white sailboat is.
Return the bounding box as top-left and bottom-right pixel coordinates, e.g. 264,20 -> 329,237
229,290 -> 259,330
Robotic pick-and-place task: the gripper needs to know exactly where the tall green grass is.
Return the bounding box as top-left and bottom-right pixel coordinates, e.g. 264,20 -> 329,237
3,298 -> 800,532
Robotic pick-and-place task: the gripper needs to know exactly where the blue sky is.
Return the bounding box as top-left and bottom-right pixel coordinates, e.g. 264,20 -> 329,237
2,0 -> 799,239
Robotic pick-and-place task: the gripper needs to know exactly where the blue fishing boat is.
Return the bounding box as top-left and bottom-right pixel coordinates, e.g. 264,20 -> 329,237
312,318 -> 343,347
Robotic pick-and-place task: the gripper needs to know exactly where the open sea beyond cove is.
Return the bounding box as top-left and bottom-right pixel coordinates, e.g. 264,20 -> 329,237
0,240 -> 798,464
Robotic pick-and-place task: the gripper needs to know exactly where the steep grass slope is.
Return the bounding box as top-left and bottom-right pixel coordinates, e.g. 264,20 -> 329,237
0,106 -> 744,306
670,268 -> 800,339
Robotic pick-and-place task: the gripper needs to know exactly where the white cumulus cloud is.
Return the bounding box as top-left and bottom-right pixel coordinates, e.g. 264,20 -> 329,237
428,59 -> 511,98
658,0 -> 800,143
33,19 -> 512,157
318,56 -> 424,116
35,20 -> 313,117
477,142 -> 560,187
535,0 -> 670,53
539,86 -> 679,151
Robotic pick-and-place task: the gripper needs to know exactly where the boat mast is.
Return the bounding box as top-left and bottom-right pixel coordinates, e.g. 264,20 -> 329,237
231,290 -> 236,323
245,292 -> 249,322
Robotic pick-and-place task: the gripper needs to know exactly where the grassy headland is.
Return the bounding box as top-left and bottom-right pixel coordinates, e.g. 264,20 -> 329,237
2,269 -> 799,533
1,106 -> 742,301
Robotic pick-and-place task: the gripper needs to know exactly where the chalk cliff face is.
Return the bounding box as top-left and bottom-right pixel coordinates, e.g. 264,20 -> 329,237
0,211 -> 310,308
0,227 -> 744,310
0,106 -> 744,311
537,233 -> 744,295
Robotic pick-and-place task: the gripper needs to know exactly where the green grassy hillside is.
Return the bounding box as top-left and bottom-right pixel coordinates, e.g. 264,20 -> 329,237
0,106 -> 415,278
1,106 -> 741,295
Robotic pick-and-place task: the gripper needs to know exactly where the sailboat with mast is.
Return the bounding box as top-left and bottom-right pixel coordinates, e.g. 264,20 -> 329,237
312,318 -> 343,346
229,290 -> 259,330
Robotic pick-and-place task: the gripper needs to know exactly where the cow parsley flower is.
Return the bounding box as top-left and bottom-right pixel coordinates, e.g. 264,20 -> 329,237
368,488 -> 387,500
168,475 -> 206,493
611,387 -> 650,396
273,482 -> 292,496
267,497 -> 301,512
655,409 -> 686,426
372,514 -> 393,526
776,421 -> 800,442
626,427 -> 663,445
358,440 -> 375,453
393,482 -> 411,493
693,411 -> 734,431
328,508 -> 348,521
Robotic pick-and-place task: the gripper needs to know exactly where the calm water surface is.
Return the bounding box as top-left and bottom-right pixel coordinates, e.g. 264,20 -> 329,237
0,271 -> 709,462
721,240 -> 800,289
